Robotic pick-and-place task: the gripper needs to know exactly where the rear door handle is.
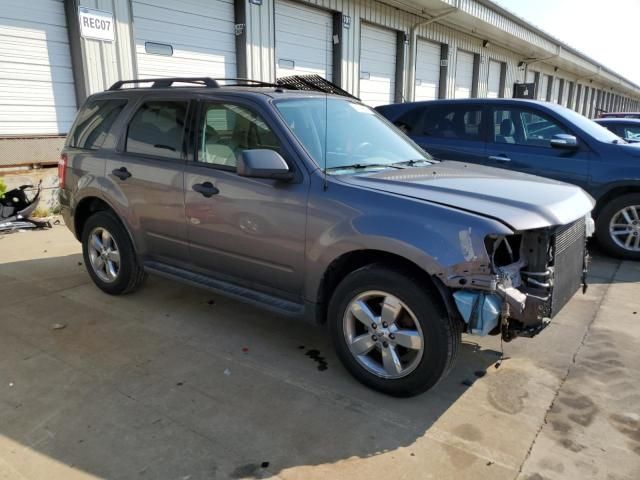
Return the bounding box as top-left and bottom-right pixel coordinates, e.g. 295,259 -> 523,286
488,155 -> 511,163
192,181 -> 219,198
112,167 -> 131,180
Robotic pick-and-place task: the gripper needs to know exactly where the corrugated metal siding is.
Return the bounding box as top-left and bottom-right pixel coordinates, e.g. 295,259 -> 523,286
79,0 -> 135,95
0,0 -> 76,135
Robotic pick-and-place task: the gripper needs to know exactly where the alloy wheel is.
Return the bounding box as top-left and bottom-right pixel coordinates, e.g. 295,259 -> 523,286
609,205 -> 640,252
342,290 -> 424,379
88,227 -> 121,283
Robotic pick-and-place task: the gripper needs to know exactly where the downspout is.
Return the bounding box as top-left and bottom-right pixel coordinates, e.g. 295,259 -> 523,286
406,7 -> 458,101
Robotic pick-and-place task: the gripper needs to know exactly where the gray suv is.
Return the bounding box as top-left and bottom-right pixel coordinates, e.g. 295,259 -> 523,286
59,77 -> 594,397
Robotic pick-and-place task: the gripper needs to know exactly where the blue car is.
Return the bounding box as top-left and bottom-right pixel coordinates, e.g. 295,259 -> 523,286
376,99 -> 640,260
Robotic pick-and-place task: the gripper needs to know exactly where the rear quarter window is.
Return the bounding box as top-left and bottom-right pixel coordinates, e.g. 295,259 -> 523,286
67,98 -> 128,150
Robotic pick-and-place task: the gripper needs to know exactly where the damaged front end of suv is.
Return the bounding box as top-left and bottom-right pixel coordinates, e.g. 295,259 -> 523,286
446,216 -> 595,342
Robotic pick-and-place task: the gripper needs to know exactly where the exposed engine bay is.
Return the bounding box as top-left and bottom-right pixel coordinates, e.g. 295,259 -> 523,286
452,215 -> 593,342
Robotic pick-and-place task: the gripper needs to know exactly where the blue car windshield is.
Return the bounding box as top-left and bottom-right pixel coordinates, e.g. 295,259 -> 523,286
274,97 -> 432,172
559,106 -> 627,143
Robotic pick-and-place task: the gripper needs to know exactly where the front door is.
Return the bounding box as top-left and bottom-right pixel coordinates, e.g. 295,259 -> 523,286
184,101 -> 308,300
485,106 -> 591,190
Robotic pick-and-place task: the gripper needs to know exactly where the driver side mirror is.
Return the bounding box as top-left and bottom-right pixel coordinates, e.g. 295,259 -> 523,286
550,133 -> 578,149
237,149 -> 293,181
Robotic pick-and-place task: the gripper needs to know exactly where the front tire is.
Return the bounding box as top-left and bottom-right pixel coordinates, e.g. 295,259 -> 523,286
328,265 -> 460,397
596,193 -> 640,260
81,211 -> 146,295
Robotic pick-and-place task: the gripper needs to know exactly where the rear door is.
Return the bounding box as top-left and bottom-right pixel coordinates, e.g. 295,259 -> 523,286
407,103 -> 488,163
485,106 -> 591,189
106,96 -> 190,265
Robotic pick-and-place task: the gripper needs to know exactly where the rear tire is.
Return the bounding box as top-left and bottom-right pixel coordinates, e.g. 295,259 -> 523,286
81,211 -> 146,295
328,265 -> 460,397
595,193 -> 640,260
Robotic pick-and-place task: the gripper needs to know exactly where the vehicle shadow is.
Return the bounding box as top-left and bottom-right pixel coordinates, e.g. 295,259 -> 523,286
0,248 -> 628,479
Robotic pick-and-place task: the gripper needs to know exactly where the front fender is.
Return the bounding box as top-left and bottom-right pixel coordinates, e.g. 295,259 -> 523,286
304,179 -> 513,302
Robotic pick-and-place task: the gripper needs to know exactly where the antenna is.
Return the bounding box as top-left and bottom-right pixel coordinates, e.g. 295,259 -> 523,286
323,91 -> 328,191
323,19 -> 330,191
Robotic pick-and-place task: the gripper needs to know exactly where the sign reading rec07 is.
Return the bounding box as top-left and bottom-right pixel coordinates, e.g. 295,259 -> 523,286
78,7 -> 115,42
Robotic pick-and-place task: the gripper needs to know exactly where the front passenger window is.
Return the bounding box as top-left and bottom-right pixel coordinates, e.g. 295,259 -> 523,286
492,109 -> 569,148
198,104 -> 280,168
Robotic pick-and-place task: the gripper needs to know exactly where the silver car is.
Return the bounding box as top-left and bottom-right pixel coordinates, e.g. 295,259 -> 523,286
59,78 -> 594,397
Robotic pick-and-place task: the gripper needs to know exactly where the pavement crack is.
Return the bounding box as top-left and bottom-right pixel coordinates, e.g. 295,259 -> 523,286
514,260 -> 622,479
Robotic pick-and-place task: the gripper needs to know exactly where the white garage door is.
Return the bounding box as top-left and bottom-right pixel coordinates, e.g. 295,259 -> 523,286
540,75 -> 550,101
414,39 -> 440,101
359,24 -> 396,107
487,60 -> 501,98
454,50 -> 474,99
0,0 -> 76,135
132,0 -> 236,79
526,70 -> 535,84
552,78 -> 560,104
275,0 -> 332,81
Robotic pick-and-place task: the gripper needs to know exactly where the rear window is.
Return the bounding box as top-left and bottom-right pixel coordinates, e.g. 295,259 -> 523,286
68,99 -> 128,150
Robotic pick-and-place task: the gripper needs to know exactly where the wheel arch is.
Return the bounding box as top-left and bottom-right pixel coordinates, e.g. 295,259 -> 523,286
593,184 -> 640,220
73,196 -> 139,254
314,249 -> 459,327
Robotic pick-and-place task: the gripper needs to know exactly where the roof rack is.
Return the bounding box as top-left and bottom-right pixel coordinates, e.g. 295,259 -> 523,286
108,77 -> 220,90
276,75 -> 358,99
106,75 -> 358,99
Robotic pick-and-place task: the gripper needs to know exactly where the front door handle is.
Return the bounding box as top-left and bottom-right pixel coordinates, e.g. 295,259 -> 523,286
112,167 -> 132,180
192,182 -> 219,198
488,155 -> 511,163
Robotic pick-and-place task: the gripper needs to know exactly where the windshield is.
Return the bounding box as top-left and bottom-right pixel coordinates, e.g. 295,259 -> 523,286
559,106 -> 627,144
274,97 -> 431,172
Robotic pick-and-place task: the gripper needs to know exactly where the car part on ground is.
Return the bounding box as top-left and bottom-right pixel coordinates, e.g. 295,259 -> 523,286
0,183 -> 51,233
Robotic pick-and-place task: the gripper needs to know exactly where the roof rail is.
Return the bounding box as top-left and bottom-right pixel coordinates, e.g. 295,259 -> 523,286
108,77 -> 220,90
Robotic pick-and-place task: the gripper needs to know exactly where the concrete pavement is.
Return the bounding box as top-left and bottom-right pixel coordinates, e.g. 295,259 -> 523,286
0,225 -> 638,479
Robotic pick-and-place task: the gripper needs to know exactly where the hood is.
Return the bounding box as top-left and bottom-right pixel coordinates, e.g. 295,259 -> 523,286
339,161 -> 595,231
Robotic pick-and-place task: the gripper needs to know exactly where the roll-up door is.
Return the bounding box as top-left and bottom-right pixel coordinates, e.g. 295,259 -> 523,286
359,24 -> 396,107
0,0 -> 76,135
540,75 -> 550,101
487,60 -> 501,98
454,50 -> 474,99
414,39 -> 440,101
132,0 -> 236,78
275,0 -> 332,80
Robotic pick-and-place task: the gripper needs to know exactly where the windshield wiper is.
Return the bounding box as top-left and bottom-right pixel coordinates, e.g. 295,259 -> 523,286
326,163 -> 404,171
390,159 -> 434,167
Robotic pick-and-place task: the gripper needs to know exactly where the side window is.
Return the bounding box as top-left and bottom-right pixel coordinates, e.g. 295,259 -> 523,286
394,107 -> 425,134
492,109 -> 568,147
623,125 -> 640,141
422,105 -> 484,141
68,99 -> 127,150
126,101 -> 188,159
198,103 -> 280,168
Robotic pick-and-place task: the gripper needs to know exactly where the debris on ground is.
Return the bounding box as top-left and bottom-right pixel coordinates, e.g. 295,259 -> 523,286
223,368 -> 231,376
51,323 -> 66,330
0,183 -> 52,233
